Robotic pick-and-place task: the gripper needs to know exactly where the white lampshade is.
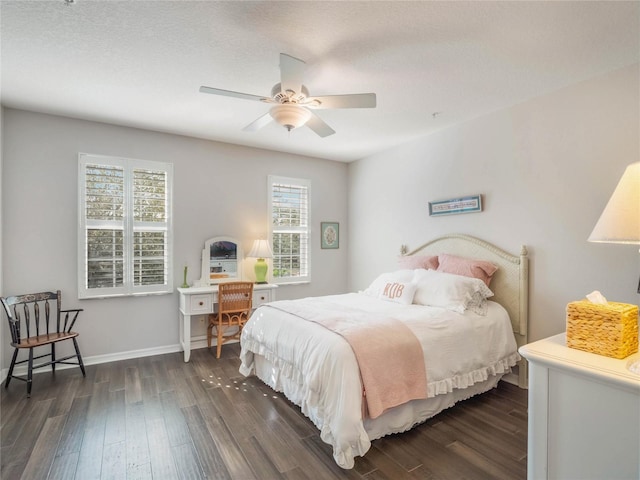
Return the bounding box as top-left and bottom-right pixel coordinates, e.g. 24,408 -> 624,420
588,162 -> 640,244
269,104 -> 311,132
247,239 -> 273,259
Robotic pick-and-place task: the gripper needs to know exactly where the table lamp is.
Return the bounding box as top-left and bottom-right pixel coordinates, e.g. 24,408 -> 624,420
248,239 -> 273,284
588,161 -> 640,292
588,162 -> 640,374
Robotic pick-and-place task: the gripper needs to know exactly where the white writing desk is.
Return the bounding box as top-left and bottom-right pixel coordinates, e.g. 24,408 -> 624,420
177,283 -> 277,361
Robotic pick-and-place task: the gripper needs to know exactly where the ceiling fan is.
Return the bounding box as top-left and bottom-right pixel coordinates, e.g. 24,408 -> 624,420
199,53 -> 376,138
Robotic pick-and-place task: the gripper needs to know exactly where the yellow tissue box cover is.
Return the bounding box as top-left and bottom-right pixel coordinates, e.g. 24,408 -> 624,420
566,300 -> 639,359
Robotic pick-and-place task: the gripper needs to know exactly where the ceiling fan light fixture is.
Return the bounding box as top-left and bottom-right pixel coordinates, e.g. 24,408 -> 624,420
269,104 -> 311,132
199,53 -> 376,137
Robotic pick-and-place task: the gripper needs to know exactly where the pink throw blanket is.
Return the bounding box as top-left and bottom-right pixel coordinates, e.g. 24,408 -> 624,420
265,298 -> 428,419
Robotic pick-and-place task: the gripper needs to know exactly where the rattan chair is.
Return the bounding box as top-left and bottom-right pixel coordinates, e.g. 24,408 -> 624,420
1,290 -> 86,397
207,281 -> 254,359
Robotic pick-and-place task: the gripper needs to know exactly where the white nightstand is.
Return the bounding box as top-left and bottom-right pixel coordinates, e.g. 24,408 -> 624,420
519,333 -> 640,480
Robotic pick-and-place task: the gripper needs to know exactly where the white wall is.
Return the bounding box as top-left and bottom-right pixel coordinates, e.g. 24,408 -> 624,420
1,109 -> 349,365
348,64 -> 640,342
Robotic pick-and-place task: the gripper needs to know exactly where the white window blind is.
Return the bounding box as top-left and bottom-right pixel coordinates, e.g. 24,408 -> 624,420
78,154 -> 173,298
268,175 -> 310,284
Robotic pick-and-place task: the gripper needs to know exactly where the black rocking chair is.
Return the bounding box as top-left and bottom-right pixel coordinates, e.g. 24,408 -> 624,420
1,290 -> 86,397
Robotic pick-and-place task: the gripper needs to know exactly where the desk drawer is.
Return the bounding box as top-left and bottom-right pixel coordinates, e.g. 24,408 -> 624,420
190,294 -> 213,313
253,291 -> 271,309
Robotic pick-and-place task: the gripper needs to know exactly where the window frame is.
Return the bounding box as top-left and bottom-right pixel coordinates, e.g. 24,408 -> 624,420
78,153 -> 173,299
268,175 -> 311,285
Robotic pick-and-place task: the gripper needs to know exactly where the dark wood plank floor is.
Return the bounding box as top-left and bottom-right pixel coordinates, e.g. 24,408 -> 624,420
1,344 -> 527,479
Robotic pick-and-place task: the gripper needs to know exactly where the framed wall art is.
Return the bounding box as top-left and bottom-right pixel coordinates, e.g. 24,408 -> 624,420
428,195 -> 483,216
321,222 -> 339,249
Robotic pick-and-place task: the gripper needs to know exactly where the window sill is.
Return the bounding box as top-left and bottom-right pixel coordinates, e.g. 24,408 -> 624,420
79,290 -> 173,300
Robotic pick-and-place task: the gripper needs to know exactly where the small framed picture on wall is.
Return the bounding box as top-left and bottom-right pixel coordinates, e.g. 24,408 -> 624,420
321,222 -> 339,249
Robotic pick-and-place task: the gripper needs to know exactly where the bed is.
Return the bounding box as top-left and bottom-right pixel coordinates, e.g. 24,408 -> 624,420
239,234 -> 529,469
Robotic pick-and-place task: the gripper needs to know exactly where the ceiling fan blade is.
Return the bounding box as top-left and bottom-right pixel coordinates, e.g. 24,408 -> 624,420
242,112 -> 273,132
199,86 -> 268,103
280,53 -> 306,94
307,93 -> 376,109
305,111 -> 336,138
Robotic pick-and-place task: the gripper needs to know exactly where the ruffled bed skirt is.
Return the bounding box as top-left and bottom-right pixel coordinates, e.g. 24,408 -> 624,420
242,346 -> 518,469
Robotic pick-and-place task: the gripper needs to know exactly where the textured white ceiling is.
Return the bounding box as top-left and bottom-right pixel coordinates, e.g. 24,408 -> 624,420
1,1 -> 638,162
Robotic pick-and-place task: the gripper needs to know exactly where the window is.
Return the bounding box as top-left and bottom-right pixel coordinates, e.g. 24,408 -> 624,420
78,154 -> 173,298
268,175 -> 310,284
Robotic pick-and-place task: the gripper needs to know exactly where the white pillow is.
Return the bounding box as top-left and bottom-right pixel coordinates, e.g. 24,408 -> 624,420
363,271 -> 418,305
412,269 -> 494,314
363,269 -> 415,297
377,281 -> 417,305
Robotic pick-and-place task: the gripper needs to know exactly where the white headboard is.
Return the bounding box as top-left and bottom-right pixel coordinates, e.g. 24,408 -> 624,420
403,234 -> 529,388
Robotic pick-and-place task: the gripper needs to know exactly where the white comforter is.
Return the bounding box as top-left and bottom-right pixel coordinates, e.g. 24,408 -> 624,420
239,293 -> 519,468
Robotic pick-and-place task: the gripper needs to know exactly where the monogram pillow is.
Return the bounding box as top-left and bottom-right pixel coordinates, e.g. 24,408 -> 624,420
377,281 -> 417,305
363,270 -> 415,304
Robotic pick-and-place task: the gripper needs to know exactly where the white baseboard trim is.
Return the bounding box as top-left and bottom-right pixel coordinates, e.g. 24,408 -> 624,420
0,335 -> 223,381
501,371 -> 521,387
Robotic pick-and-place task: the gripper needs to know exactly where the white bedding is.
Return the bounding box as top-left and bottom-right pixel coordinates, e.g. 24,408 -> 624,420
239,292 -> 519,469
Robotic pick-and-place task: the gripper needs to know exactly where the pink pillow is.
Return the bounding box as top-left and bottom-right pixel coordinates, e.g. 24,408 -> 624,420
436,253 -> 498,287
398,255 -> 439,270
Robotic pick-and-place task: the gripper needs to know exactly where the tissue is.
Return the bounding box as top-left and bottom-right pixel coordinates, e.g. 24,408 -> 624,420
586,290 -> 608,304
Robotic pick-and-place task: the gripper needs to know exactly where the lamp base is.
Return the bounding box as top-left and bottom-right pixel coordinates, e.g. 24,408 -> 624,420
254,258 -> 268,284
